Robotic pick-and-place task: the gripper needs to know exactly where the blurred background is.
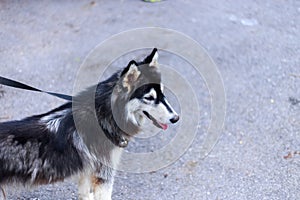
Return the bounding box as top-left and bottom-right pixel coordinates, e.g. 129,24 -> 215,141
0,0 -> 299,199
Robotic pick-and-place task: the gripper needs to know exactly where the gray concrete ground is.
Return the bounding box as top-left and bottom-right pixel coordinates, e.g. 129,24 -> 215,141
0,0 -> 300,199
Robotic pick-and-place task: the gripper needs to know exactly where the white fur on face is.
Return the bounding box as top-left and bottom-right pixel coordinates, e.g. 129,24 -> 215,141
145,97 -> 177,124
142,87 -> 177,124
143,88 -> 157,101
125,99 -> 143,126
125,91 -> 178,129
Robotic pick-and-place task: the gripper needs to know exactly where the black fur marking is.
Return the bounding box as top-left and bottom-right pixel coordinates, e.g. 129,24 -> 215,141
121,60 -> 138,77
0,105 -> 84,184
130,84 -> 164,105
161,98 -> 173,113
142,48 -> 158,64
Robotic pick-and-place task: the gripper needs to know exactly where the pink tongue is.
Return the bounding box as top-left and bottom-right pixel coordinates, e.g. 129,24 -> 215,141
160,123 -> 168,130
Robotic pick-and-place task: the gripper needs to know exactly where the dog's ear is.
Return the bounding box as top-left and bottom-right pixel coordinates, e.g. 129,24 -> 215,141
143,48 -> 159,67
121,60 -> 141,92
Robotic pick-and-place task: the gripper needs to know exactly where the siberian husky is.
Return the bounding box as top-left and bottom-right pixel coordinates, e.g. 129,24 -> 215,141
0,48 -> 179,200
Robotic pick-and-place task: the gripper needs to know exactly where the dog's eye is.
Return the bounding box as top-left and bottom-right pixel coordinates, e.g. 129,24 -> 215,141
144,96 -> 155,101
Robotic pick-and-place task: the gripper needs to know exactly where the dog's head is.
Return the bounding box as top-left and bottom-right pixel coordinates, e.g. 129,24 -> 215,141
112,48 -> 179,133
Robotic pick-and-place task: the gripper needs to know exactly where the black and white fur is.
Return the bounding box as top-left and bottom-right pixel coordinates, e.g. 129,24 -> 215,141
0,49 -> 179,200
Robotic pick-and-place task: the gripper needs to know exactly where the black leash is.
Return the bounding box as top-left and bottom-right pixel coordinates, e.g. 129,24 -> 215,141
0,76 -> 130,148
0,76 -> 72,101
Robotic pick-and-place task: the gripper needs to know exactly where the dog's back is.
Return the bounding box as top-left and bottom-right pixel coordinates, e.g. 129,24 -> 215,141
0,103 -> 84,185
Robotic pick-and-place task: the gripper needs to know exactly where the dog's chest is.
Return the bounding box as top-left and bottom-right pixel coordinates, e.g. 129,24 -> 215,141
110,147 -> 123,169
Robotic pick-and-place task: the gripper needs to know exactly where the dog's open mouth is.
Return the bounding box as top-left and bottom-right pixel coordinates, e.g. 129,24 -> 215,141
143,111 -> 168,130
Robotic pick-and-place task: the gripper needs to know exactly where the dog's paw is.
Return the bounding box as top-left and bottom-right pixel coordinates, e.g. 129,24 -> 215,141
78,192 -> 94,200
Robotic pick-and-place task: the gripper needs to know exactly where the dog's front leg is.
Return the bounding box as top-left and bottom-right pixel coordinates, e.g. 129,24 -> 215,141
78,174 -> 94,200
78,174 -> 113,200
92,176 -> 114,200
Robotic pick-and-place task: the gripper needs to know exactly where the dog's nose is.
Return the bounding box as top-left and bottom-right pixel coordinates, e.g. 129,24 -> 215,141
170,115 -> 179,124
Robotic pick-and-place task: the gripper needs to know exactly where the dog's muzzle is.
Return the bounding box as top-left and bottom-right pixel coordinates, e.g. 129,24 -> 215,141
143,111 -> 169,130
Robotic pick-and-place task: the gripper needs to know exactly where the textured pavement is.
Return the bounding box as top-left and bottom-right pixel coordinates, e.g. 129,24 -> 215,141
0,0 -> 300,199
